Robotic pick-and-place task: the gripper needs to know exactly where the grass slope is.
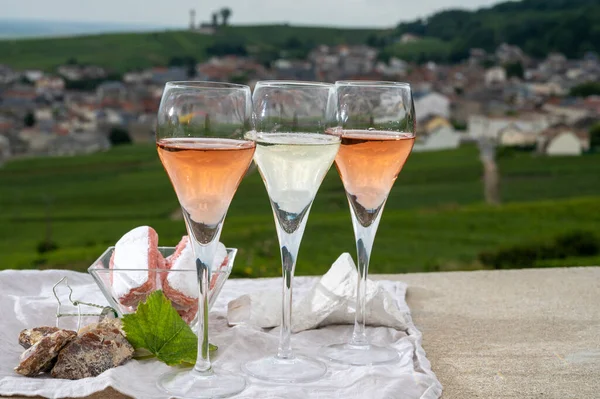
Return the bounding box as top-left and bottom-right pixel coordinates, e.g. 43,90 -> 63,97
0,31 -> 214,73
0,26 -> 380,72
223,25 -> 380,46
1,144 -> 599,277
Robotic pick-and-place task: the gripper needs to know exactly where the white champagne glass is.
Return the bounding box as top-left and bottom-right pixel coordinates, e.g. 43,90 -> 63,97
156,81 -> 255,398
242,81 -> 340,383
324,81 -> 416,366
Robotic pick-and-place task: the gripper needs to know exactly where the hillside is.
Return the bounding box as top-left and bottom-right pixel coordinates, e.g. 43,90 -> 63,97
391,0 -> 600,61
0,26 -> 380,73
1,144 -> 599,277
0,31 -> 213,73
0,0 -> 598,72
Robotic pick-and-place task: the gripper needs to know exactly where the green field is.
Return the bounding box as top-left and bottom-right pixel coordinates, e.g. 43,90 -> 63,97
0,26 -> 380,73
1,144 -> 599,277
0,31 -> 214,72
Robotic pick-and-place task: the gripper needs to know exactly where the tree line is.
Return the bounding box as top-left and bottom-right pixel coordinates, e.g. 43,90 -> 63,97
387,0 -> 600,62
196,0 -> 599,65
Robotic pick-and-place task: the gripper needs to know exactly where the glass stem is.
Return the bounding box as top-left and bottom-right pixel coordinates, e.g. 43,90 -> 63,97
350,205 -> 384,347
277,245 -> 296,359
191,238 -> 218,375
273,204 -> 310,360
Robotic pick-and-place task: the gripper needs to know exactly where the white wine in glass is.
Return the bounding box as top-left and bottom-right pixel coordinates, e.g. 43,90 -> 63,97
243,81 -> 340,383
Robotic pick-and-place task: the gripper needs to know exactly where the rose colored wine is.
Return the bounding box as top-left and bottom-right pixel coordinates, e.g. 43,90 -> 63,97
335,130 -> 414,227
157,138 -> 255,241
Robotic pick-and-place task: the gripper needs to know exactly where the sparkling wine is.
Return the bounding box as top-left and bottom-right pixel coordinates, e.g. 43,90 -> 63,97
250,132 -> 340,234
335,130 -> 414,227
157,137 -> 255,243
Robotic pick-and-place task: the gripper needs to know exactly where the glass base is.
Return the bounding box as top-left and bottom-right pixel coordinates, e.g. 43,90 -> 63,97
324,342 -> 400,366
158,368 -> 246,399
242,355 -> 327,383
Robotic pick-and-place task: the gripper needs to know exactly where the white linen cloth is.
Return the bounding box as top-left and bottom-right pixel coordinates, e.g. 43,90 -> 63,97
0,265 -> 442,399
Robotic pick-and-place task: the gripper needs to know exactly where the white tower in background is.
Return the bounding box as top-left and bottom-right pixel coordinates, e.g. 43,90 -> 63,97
189,9 -> 196,30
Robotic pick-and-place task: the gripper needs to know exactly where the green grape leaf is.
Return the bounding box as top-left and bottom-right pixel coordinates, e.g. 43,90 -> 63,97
122,290 -> 216,366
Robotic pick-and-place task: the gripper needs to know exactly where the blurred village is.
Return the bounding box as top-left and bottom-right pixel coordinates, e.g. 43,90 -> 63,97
0,22 -> 599,164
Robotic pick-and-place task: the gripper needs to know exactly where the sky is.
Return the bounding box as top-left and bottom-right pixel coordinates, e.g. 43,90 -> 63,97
1,0 -> 504,28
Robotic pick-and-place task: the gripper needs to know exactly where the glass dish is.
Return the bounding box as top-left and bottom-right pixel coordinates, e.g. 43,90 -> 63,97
88,246 -> 237,324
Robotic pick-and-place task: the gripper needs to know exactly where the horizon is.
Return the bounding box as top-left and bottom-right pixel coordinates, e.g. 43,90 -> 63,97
0,19 -> 393,41
1,0 -> 502,33
0,18 -> 174,40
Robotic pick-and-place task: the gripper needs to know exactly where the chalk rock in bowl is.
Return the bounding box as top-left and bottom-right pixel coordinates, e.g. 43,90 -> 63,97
15,329 -> 77,377
163,236 -> 228,323
51,319 -> 134,380
109,226 -> 165,308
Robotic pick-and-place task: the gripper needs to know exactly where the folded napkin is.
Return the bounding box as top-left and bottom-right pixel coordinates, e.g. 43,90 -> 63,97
228,253 -> 409,332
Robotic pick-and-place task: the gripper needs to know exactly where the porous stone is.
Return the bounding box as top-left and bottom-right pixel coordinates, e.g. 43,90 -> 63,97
18,326 -> 61,349
51,320 -> 134,380
15,329 -> 76,377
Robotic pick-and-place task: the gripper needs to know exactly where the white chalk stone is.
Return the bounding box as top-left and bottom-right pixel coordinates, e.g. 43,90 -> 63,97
111,226 -> 152,299
227,252 -> 408,332
167,238 -> 227,299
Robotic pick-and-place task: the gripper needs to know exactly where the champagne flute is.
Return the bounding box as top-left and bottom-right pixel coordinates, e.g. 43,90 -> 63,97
242,81 -> 340,383
324,81 -> 416,366
156,81 -> 254,398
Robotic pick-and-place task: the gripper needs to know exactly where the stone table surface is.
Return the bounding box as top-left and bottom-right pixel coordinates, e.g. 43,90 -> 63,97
375,267 -> 600,399
5,267 -> 599,399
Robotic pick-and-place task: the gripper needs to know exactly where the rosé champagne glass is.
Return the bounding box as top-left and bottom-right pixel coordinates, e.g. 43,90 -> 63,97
242,81 -> 340,383
324,81 -> 416,366
156,81 -> 254,398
